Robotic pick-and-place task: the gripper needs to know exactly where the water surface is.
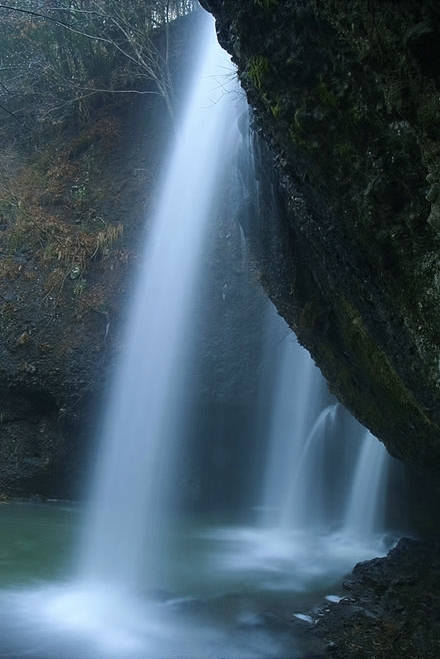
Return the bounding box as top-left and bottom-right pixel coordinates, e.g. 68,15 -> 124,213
0,502 -> 392,659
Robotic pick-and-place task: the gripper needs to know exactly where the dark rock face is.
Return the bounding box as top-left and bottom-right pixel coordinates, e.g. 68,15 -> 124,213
0,104 -> 157,497
0,387 -> 60,495
313,538 -> 440,658
200,0 -> 440,474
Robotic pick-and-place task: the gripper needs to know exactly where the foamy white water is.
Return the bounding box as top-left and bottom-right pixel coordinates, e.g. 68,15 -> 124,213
226,311 -> 395,586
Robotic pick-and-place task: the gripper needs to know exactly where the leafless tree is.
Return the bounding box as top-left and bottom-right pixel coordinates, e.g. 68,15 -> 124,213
0,0 -> 198,130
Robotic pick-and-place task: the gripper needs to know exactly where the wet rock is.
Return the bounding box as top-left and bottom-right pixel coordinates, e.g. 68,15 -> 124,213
428,200 -> 440,232
15,331 -> 30,347
293,613 -> 314,624
312,538 -> 440,658
19,361 -> 36,374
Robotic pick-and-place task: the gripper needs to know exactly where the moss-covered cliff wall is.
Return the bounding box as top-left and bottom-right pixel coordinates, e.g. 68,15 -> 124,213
201,0 -> 440,475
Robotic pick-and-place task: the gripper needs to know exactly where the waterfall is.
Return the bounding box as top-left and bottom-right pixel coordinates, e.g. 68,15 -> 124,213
78,14 -> 241,592
281,403 -> 338,530
260,325 -> 320,528
343,430 -> 389,538
220,309 -> 394,590
0,14 -> 408,659
259,312 -> 391,542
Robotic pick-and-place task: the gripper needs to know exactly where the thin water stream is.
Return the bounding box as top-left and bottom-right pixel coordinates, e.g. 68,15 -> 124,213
344,430 -> 389,538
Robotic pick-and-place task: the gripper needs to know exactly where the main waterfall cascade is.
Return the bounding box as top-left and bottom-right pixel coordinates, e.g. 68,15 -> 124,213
0,13 -> 406,659
77,11 -> 241,592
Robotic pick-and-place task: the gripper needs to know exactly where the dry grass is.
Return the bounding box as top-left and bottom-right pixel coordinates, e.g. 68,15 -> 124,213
0,116 -> 126,302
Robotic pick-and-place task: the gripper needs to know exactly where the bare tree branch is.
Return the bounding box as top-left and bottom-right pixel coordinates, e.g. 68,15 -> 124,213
0,0 -> 198,131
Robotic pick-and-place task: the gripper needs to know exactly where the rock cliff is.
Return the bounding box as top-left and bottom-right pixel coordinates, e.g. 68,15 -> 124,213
201,0 -> 440,475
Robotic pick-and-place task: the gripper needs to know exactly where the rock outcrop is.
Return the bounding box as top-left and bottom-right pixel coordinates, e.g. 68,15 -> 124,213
201,0 -> 440,475
313,538 -> 440,658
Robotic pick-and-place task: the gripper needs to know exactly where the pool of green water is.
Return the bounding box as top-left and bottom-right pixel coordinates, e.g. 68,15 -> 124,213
0,501 -> 389,658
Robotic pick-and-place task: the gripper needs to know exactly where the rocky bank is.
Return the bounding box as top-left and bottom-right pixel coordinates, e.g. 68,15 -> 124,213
312,537 -> 440,658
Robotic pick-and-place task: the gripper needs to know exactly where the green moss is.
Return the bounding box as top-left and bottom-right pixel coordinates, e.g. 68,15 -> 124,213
254,0 -> 278,9
289,107 -> 307,147
316,79 -> 338,109
298,300 -> 320,330
247,55 -> 270,90
338,297 -> 433,428
270,100 -> 281,118
73,278 -> 87,296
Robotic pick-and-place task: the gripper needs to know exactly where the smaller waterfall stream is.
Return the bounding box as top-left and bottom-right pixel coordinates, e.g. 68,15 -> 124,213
210,309 -> 395,592
344,430 -> 389,538
260,311 -> 391,545
281,404 -> 339,531
261,331 -> 318,528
